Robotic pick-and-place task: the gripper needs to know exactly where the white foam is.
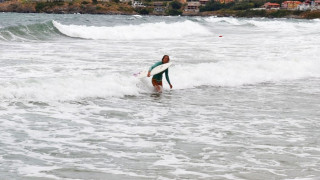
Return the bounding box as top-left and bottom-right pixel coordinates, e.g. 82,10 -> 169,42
18,165 -> 60,179
204,17 -> 320,33
0,73 -> 143,102
1,59 -> 319,102
171,59 -> 320,89
52,20 -> 211,40
171,168 -> 211,178
205,16 -> 246,26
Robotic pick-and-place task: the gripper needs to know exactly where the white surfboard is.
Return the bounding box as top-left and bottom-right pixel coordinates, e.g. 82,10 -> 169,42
135,62 -> 172,78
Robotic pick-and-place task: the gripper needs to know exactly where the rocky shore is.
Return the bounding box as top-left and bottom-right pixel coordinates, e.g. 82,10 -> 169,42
0,0 -> 137,14
1,0 -> 320,18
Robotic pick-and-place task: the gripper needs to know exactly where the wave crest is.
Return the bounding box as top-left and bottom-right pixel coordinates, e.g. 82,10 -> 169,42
52,20 -> 211,40
0,21 -> 59,41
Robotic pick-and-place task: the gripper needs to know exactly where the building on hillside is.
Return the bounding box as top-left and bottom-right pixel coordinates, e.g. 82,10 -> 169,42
262,2 -> 280,9
217,0 -> 234,4
132,1 -> 145,8
177,0 -> 187,4
153,2 -> 166,13
296,0 -> 320,10
199,0 -> 209,6
281,1 -> 302,9
311,0 -> 320,9
185,1 -> 200,12
298,1 -> 311,10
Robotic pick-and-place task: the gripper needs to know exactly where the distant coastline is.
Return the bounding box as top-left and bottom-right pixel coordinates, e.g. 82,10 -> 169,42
1,0 -> 320,19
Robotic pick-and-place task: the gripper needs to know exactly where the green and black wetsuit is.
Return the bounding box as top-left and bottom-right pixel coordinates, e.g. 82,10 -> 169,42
149,61 -> 171,85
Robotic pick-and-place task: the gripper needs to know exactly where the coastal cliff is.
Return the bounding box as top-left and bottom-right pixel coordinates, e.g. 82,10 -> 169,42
0,0 -> 137,14
1,0 -> 320,18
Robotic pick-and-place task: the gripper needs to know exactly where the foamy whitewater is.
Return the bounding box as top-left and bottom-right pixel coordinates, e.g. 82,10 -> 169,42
1,13 -> 320,179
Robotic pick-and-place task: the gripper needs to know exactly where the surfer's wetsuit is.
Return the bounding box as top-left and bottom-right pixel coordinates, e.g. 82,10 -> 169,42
149,61 -> 171,86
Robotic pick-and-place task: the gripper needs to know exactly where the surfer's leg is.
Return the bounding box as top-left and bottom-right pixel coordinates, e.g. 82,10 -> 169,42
157,81 -> 163,93
152,79 -> 162,93
155,85 -> 161,92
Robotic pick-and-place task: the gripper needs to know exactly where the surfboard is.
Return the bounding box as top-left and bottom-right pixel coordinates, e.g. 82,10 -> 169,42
134,62 -> 172,78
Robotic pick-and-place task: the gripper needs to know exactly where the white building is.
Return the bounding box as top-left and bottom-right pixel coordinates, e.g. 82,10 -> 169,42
298,1 -> 320,11
298,2 -> 311,10
132,1 -> 145,8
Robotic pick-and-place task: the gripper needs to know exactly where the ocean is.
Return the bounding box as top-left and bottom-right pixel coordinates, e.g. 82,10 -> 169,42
0,13 -> 320,179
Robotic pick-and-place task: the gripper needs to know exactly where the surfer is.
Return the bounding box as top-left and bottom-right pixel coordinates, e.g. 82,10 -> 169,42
147,55 -> 173,92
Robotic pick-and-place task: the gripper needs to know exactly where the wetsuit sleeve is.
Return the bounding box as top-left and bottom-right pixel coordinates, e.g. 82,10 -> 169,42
165,69 -> 171,85
149,61 -> 162,72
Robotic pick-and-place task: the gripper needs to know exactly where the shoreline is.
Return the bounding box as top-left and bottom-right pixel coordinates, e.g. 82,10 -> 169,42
1,0 -> 320,19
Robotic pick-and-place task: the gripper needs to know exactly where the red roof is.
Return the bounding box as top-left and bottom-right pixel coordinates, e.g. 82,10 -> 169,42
267,3 -> 280,5
282,1 -> 302,4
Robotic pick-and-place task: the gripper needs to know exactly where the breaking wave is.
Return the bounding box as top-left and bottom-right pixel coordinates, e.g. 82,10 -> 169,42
0,21 -> 60,41
204,17 -> 320,33
52,20 -> 211,40
1,59 -> 319,102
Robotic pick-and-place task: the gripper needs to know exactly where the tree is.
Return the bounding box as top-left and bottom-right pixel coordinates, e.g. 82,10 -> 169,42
170,1 -> 182,9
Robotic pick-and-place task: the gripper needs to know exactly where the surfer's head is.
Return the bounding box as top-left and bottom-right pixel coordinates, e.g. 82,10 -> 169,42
162,55 -> 170,64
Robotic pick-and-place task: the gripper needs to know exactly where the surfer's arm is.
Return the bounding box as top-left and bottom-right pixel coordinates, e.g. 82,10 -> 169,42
148,62 -> 162,72
165,69 -> 172,88
148,61 -> 162,77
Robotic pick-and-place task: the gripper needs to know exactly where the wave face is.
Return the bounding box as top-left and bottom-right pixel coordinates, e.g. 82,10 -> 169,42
1,17 -> 320,42
0,21 -> 60,41
52,20 -> 211,40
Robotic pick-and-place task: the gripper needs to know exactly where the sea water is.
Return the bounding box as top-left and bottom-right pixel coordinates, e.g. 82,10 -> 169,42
0,13 -> 320,179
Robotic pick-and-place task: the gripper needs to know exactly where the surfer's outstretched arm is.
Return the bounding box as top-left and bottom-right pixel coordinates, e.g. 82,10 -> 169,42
165,69 -> 172,89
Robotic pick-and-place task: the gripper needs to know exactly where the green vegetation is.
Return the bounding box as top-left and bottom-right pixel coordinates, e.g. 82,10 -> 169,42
235,9 -> 304,18
236,9 -> 267,17
170,0 -> 181,9
303,10 -> 320,18
167,0 -> 182,15
96,5 -> 102,10
200,1 -> 234,12
136,8 -> 151,14
81,1 -> 89,5
232,2 -> 255,10
35,1 -> 64,12
268,9 -> 292,17
1,0 -> 320,18
200,0 -> 268,12
35,2 -> 46,12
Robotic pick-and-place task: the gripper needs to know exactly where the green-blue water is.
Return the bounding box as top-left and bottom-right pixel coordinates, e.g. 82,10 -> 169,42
1,13 -> 320,179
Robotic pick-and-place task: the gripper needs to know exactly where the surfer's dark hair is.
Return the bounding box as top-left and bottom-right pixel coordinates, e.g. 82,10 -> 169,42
162,55 -> 169,62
